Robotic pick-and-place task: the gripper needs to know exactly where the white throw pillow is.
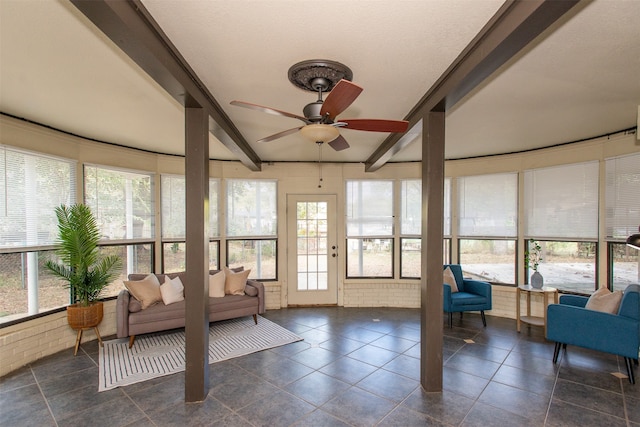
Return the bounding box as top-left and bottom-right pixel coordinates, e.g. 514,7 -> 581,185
209,271 -> 226,298
160,275 -> 184,305
443,267 -> 459,293
585,287 -> 622,314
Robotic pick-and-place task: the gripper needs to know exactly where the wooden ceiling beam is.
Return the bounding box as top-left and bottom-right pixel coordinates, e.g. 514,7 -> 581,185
71,0 -> 262,171
365,0 -> 581,172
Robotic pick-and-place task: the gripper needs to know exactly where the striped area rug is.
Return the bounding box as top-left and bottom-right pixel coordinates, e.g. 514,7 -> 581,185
98,316 -> 303,391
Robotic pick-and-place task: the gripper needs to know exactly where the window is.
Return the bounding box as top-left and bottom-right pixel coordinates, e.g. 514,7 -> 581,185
226,180 -> 277,280
524,163 -> 598,292
346,180 -> 393,278
458,173 -> 518,283
399,178 -> 451,278
605,153 -> 640,290
0,147 -> 76,248
606,153 -> 640,239
160,175 -> 220,271
0,147 -> 76,323
84,165 -> 154,240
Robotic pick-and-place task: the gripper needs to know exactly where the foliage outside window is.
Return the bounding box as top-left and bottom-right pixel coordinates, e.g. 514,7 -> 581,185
227,239 -> 276,280
400,238 -> 451,278
346,180 -> 393,278
459,239 -> 516,283
162,242 -> 219,274
609,242 -> 639,291
84,165 -> 155,240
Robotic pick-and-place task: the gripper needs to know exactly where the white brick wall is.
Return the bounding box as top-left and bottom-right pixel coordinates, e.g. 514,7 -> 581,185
0,300 -> 117,377
344,283 -> 421,308
264,283 -> 281,310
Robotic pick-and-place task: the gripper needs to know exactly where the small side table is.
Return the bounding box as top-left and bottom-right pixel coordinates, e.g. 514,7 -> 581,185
516,285 -> 559,336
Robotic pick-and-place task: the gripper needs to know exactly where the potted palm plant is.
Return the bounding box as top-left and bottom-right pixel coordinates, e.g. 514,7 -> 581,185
45,204 -> 122,338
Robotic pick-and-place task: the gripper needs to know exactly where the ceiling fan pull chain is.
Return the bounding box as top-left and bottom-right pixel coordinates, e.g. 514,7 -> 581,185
317,141 -> 323,188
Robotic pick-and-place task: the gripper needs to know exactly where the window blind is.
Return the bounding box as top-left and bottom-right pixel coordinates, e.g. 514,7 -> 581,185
346,180 -> 393,237
0,146 -> 76,248
399,178 -> 451,236
84,165 -> 155,240
524,161 -> 599,239
161,175 -> 219,239
605,153 -> 640,239
226,179 -> 277,236
458,173 -> 517,237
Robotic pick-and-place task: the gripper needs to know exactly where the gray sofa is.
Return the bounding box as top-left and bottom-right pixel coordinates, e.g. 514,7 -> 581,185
116,270 -> 265,347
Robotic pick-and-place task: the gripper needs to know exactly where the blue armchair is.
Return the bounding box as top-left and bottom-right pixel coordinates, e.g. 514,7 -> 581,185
443,264 -> 492,328
546,284 -> 640,384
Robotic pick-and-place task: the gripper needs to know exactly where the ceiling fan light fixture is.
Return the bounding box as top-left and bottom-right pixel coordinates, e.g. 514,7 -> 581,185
300,124 -> 340,143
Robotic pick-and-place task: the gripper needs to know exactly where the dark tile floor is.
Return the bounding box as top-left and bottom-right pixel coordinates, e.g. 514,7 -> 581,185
1,307 -> 638,426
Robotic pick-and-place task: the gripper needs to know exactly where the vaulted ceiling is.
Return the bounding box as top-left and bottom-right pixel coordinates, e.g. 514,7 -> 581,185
1,1 -> 638,171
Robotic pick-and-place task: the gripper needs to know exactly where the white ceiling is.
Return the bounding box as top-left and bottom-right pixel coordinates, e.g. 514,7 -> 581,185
1,0 -> 639,166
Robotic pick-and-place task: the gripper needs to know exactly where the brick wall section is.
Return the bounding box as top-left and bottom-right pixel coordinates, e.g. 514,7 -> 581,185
264,283 -> 281,310
344,283 -> 421,308
0,300 -> 117,377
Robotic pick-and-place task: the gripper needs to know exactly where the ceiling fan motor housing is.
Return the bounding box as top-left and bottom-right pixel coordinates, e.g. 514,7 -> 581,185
303,101 -> 324,122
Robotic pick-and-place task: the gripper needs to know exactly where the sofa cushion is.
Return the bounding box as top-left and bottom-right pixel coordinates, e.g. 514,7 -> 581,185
124,274 -> 162,309
224,267 -> 251,295
585,287 -> 623,314
244,284 -> 258,297
161,275 -> 184,305
209,271 -> 226,298
129,298 -> 142,313
443,266 -> 459,293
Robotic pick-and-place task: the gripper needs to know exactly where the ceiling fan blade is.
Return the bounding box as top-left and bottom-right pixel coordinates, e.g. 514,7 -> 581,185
328,135 -> 350,151
256,126 -> 303,143
341,118 -> 409,133
231,100 -> 310,124
320,79 -> 363,120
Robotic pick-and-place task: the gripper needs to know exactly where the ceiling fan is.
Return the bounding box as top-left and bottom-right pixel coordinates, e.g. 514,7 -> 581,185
230,60 -> 409,151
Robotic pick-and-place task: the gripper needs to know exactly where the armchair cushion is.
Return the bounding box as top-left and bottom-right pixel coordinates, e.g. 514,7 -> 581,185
443,267 -> 459,293
585,287 -> 623,314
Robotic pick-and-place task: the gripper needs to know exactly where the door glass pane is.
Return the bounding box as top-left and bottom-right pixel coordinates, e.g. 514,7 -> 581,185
297,202 -> 328,292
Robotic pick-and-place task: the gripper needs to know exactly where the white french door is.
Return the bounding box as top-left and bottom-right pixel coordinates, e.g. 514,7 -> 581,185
287,194 -> 338,305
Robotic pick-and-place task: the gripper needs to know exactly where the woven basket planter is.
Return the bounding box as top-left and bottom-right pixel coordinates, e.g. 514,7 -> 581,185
67,301 -> 103,330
